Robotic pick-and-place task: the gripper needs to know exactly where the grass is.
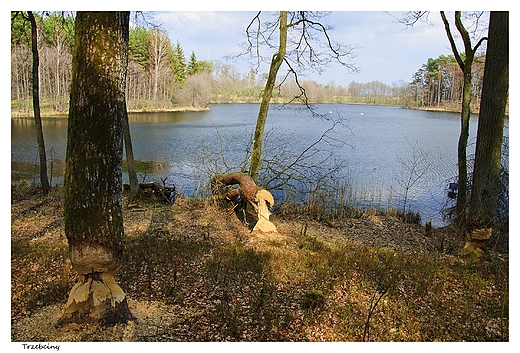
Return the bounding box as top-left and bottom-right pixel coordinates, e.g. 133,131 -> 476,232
11,184 -> 509,341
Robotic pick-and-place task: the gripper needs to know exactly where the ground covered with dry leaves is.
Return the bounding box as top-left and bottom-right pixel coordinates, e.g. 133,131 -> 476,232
11,184 -> 509,342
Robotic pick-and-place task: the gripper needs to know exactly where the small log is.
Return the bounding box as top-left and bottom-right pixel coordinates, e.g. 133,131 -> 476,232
123,182 -> 176,203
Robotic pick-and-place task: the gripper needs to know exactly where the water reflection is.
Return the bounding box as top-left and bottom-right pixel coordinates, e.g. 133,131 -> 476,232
127,111 -> 207,125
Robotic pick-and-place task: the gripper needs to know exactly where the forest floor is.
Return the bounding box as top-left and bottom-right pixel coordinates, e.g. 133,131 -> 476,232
10,183 -> 509,343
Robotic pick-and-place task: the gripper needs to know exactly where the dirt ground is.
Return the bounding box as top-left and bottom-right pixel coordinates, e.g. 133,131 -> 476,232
10,186 -> 508,343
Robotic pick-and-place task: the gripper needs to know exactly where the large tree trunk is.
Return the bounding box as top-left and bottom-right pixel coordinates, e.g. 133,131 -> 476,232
249,11 -> 287,182
27,11 -> 50,194
62,11 -> 135,325
464,11 -> 509,257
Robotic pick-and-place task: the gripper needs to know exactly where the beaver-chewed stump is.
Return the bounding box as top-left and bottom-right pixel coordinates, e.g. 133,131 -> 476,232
211,172 -> 277,233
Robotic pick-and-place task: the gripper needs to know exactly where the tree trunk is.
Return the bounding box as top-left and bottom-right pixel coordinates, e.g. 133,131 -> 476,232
62,11 -> 135,325
27,11 -> 50,194
212,172 -> 258,204
440,11 -> 484,238
455,68 -> 472,236
249,11 -> 287,182
122,104 -> 139,198
212,172 -> 277,233
464,11 -> 509,257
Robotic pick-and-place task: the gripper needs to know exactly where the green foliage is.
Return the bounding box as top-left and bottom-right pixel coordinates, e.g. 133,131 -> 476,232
40,13 -> 75,48
172,41 -> 187,84
197,60 -> 213,75
11,11 -> 31,48
129,27 -> 150,70
301,290 -> 324,309
187,51 -> 198,75
410,53 -> 486,109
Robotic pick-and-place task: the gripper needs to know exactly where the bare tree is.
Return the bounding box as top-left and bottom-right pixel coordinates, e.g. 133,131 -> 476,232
439,11 -> 488,237
242,11 -> 358,182
399,11 -> 488,236
396,138 -> 433,217
123,102 -> 139,198
176,73 -> 212,108
149,28 -> 171,107
26,11 -> 50,194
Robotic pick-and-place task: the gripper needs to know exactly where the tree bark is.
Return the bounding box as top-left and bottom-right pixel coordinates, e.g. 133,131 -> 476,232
122,104 -> 139,198
212,172 -> 258,204
464,11 -> 508,257
212,172 -> 277,233
62,11 -> 135,325
440,11 -> 486,237
27,11 -> 50,194
455,68 -> 472,235
249,11 -> 287,182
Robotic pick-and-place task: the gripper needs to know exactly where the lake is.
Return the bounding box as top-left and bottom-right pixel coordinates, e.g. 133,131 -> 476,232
11,103 -> 508,226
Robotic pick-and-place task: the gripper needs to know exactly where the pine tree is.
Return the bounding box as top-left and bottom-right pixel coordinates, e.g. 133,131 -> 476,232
187,51 -> 198,75
129,27 -> 150,70
172,41 -> 187,84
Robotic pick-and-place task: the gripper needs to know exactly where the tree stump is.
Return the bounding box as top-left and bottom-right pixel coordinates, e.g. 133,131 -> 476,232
252,189 -> 277,233
462,227 -> 492,258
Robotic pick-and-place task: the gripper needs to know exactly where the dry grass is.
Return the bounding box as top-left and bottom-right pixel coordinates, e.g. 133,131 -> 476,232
11,183 -> 508,342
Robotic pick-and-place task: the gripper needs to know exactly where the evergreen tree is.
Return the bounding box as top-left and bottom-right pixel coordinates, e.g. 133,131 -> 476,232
11,11 -> 32,48
129,27 -> 150,70
172,41 -> 187,84
187,51 -> 198,75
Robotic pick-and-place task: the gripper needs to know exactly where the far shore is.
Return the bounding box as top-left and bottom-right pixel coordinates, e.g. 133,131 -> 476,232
10,106 -> 210,118
11,101 -> 486,119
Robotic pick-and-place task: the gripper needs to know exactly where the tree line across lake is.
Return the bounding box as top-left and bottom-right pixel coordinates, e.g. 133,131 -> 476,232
11,12 -> 485,115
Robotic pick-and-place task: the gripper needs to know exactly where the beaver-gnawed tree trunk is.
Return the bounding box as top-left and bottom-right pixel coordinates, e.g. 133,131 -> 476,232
464,11 -> 509,258
212,172 -> 277,233
62,11 -> 135,325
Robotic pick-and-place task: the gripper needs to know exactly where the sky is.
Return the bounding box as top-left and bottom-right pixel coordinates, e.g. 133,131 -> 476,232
152,10 -> 463,87
7,0 -> 512,88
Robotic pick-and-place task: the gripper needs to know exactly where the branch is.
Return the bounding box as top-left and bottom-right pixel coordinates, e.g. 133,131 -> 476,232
454,11 -> 473,56
440,11 -> 465,71
262,119 -> 344,188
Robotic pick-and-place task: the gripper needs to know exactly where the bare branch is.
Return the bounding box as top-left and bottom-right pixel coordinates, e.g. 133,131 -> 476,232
440,11 -> 465,71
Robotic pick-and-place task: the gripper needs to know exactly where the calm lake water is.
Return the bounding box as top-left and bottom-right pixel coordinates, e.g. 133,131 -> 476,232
11,103 -> 509,226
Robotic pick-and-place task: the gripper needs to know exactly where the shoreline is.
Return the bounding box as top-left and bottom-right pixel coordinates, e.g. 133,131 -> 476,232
10,106 -> 210,118
11,102 -> 472,118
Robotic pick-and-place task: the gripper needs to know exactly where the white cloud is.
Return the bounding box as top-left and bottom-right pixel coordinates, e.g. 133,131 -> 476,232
144,10 -> 490,86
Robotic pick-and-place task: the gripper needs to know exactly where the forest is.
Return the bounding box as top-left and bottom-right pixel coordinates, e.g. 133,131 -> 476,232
10,11 -> 508,344
11,12 -> 486,115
